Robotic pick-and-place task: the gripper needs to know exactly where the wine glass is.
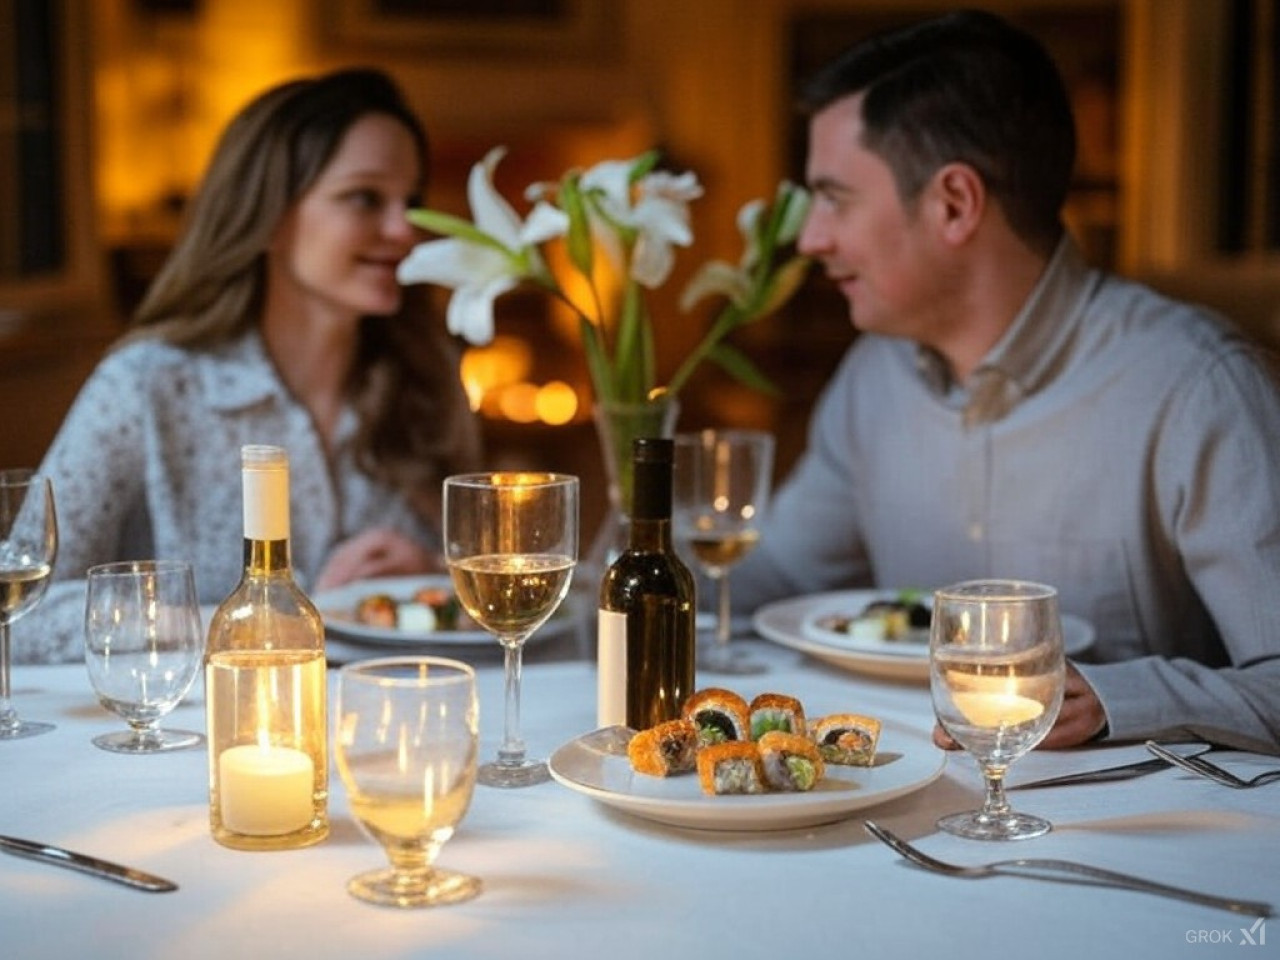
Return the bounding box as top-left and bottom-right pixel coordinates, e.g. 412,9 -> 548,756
336,656 -> 481,908
84,560 -> 205,753
930,579 -> 1066,840
443,472 -> 577,788
0,470 -> 57,740
672,429 -> 774,674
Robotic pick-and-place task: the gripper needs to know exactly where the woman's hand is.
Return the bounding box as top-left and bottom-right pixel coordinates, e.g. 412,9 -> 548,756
931,661 -> 1107,750
314,528 -> 443,591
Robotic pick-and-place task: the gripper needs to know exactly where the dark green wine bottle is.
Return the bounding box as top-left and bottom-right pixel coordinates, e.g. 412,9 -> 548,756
597,437 -> 697,731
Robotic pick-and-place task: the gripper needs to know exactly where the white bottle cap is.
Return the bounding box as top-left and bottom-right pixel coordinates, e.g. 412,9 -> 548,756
241,445 -> 290,542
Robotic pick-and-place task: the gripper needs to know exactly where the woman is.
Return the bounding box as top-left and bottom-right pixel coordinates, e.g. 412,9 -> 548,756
16,68 -> 481,663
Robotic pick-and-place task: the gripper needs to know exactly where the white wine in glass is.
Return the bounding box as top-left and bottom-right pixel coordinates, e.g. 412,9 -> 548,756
336,656 -> 481,908
930,579 -> 1065,840
0,470 -> 57,740
444,472 -> 577,788
673,430 -> 774,675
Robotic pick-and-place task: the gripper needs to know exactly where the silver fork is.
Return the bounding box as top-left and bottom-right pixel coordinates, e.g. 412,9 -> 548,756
1145,740 -> 1280,789
863,821 -> 1272,917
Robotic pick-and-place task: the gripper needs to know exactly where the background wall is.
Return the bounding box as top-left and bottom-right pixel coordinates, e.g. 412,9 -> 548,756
2,0 -> 1278,540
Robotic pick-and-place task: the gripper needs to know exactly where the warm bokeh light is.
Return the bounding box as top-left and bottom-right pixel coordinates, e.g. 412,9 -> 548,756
460,336 -> 534,412
497,382 -> 542,423
534,381 -> 579,425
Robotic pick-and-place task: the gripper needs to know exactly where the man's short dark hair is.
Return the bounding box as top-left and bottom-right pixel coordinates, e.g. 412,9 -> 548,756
800,9 -> 1076,250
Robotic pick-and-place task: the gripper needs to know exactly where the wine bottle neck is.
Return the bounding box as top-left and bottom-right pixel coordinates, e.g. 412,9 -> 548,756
629,516 -> 674,553
243,538 -> 292,576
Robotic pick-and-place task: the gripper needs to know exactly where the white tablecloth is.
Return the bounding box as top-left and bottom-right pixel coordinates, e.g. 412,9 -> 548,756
1,637 -> 1276,960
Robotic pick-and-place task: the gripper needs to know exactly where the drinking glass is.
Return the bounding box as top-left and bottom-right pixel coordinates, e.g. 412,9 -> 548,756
84,560 -> 205,753
443,472 -> 577,787
336,656 -> 481,908
930,579 -> 1065,840
673,429 -> 774,674
0,470 -> 57,740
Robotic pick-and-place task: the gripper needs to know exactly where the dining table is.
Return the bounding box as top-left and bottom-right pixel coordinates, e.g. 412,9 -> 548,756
2,602 -> 1276,960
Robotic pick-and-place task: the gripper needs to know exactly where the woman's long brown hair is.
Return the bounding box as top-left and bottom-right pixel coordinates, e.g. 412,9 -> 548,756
129,68 -> 481,514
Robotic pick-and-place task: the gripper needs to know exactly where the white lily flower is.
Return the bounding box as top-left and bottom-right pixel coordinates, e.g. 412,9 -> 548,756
397,238 -> 516,344
396,146 -> 570,345
399,143 -> 808,403
577,157 -> 703,288
630,170 -> 702,287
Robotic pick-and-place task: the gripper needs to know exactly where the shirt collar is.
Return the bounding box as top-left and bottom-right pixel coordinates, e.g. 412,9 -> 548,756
197,327 -> 361,446
914,236 -> 1096,422
199,328 -> 288,412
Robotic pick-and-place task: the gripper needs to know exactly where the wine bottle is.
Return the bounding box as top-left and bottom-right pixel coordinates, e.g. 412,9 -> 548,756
205,445 -> 329,851
598,437 -> 696,731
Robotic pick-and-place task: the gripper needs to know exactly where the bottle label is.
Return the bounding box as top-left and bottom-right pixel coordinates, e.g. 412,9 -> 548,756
597,609 -> 627,728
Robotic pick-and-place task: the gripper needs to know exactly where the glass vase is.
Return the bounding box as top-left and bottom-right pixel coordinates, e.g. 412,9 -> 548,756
584,395 -> 681,584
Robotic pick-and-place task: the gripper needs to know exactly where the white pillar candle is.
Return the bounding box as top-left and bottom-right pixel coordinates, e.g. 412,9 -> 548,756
218,744 -> 315,836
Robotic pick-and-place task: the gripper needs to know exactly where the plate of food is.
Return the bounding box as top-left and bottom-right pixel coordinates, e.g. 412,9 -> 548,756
315,574 -> 572,650
753,589 -> 1095,682
548,687 -> 945,831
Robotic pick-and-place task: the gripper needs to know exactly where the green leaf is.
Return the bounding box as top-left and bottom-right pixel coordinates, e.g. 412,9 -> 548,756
629,150 -> 660,182
612,282 -> 649,401
579,315 -> 615,403
708,342 -> 778,394
755,256 -> 813,316
406,209 -> 503,250
559,176 -> 595,277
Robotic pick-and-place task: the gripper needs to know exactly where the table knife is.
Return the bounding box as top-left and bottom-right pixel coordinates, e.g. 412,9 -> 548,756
1009,756 -> 1170,790
0,834 -> 178,892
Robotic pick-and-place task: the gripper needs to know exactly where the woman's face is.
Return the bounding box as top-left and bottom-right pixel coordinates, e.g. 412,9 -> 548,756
269,112 -> 422,322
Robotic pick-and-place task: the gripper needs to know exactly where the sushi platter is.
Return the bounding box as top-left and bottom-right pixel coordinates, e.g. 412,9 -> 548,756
548,720 -> 945,831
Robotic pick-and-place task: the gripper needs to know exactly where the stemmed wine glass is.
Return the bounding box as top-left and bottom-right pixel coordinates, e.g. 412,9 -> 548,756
84,560 -> 205,753
443,472 -> 577,788
673,429 -> 774,674
930,579 -> 1066,840
0,470 -> 58,740
336,656 -> 481,908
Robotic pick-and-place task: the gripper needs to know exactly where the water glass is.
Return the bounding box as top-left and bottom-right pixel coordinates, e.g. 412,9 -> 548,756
930,579 -> 1065,840
336,656 -> 481,908
84,560 -> 205,753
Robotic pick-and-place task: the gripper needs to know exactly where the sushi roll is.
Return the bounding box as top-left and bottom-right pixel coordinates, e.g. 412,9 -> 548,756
355,593 -> 397,628
749,692 -> 807,739
810,713 -> 882,766
758,731 -> 825,792
696,741 -> 766,795
682,687 -> 751,746
627,718 -> 700,777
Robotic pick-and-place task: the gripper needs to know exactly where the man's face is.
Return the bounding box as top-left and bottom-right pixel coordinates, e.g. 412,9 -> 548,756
799,94 -> 947,343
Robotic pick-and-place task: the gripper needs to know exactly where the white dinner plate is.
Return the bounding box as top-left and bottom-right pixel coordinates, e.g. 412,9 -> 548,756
315,574 -> 570,650
548,720 -> 945,831
753,589 -> 1095,683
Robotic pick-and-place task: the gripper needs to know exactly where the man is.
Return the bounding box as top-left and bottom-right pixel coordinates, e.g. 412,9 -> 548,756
734,10 -> 1280,753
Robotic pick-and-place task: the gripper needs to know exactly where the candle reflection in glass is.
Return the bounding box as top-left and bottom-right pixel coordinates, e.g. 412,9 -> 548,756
930,580 -> 1065,840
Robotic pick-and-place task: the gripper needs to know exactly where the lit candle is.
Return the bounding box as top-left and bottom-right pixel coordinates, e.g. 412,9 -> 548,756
218,744 -> 315,837
953,691 -> 1045,727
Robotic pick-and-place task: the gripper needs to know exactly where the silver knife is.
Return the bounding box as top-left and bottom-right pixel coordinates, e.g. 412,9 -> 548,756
1009,756 -> 1170,790
0,834 -> 178,893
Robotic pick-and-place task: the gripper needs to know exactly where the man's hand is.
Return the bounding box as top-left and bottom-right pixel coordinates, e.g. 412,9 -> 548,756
932,661 -> 1106,750
314,528 -> 442,591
